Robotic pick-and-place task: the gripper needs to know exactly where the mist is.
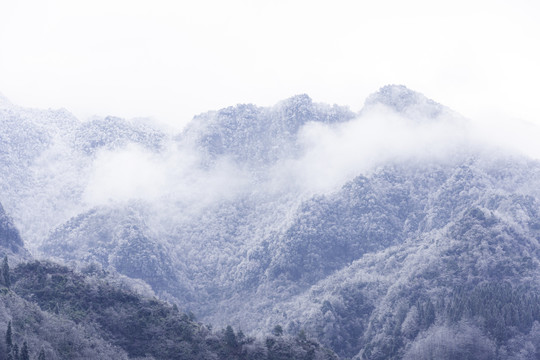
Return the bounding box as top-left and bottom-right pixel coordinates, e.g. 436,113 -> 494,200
4,88 -> 538,251
81,98 -> 540,216
82,142 -> 256,211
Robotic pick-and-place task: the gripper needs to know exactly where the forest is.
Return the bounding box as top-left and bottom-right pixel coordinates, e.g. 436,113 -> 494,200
1,86 -> 540,358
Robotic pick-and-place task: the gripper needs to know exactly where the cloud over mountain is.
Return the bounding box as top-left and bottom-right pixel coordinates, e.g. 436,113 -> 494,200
2,86 -> 540,359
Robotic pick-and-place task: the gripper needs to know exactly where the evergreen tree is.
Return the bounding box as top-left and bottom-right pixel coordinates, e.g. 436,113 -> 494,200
20,342 -> 29,360
236,329 -> 245,344
224,325 -> 237,348
13,343 -> 19,360
272,325 -> 283,337
37,349 -> 46,360
5,321 -> 12,352
2,256 -> 10,288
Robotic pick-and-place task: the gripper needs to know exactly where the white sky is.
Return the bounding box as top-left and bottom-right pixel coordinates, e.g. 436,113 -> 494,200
0,0 -> 539,129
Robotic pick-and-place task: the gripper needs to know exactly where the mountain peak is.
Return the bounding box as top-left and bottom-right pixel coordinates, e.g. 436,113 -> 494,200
181,94 -> 355,165
365,85 -> 425,110
363,84 -> 447,120
277,93 -> 313,108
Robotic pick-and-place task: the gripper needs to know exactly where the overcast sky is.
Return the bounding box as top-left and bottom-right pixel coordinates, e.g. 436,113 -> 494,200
1,0 -> 539,129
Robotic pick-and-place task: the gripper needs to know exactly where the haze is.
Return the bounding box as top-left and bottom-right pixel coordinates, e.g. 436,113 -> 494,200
1,0 -> 539,128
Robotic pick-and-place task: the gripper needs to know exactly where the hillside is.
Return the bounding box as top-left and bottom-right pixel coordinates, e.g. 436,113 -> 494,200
0,201 -> 337,359
2,86 -> 540,358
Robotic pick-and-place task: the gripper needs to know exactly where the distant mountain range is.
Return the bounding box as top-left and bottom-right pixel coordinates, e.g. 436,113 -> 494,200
2,86 -> 540,359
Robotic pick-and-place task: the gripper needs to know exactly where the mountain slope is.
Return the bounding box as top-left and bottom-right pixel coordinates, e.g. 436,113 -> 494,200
0,257 -> 338,360
247,157 -> 540,359
180,94 -> 355,166
3,86 -> 540,359
0,201 -> 337,360
0,101 -> 169,249
0,202 -> 30,260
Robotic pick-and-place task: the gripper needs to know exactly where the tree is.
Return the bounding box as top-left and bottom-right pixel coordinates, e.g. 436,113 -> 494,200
2,256 -> 10,288
401,306 -> 420,339
236,330 -> 245,344
20,342 -> 29,360
6,321 -> 12,351
37,349 -> 46,360
224,325 -> 237,348
272,325 -> 283,337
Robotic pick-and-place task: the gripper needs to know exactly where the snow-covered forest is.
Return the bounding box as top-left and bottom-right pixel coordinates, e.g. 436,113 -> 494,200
2,85 -> 540,359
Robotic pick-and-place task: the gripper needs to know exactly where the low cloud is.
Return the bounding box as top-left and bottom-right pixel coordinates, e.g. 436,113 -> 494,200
83,142 -> 254,210
272,106 -> 470,194
83,144 -> 170,205
82,102 -> 540,212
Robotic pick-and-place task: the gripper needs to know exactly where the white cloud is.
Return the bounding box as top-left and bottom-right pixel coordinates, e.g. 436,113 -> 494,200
83,144 -> 170,205
270,102 -> 540,195
83,142 -> 254,210
273,107 -> 468,194
82,97 -> 540,210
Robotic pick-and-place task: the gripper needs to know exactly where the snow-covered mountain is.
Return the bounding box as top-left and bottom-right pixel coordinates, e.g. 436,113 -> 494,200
0,99 -> 169,250
2,85 -> 540,359
180,94 -> 355,166
1,203 -> 335,360
0,202 -> 30,261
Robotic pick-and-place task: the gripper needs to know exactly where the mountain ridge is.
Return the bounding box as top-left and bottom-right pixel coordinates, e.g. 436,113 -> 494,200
0,201 -> 339,359
2,86 -> 540,359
